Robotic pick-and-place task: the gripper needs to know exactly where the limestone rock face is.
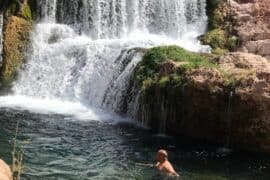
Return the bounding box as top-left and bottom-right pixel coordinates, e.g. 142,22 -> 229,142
0,159 -> 12,180
229,0 -> 270,59
0,0 -> 35,87
1,16 -> 32,86
136,52 -> 270,152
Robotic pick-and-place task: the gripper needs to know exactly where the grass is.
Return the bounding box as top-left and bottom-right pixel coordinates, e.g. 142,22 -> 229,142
134,46 -> 217,89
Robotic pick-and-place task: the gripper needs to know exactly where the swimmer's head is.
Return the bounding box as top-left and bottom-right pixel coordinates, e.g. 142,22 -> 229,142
156,149 -> 168,162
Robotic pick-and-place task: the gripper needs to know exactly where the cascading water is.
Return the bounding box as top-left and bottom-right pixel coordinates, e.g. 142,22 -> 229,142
0,12 -> 3,65
2,0 -> 210,120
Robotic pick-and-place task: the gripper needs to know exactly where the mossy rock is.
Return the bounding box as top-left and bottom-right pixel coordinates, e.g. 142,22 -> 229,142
1,16 -> 32,86
202,29 -> 226,49
206,0 -> 226,29
227,36 -> 238,50
212,48 -> 228,55
3,0 -> 36,21
202,29 -> 238,54
134,46 -> 216,91
19,3 -> 32,20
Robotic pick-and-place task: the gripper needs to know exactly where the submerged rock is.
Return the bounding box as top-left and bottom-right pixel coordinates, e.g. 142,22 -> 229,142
133,46 -> 270,153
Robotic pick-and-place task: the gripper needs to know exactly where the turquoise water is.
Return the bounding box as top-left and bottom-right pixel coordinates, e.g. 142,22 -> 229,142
0,108 -> 270,180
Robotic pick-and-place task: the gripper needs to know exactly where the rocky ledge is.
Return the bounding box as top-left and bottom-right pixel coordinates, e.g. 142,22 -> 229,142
133,46 -> 270,153
203,0 -> 270,59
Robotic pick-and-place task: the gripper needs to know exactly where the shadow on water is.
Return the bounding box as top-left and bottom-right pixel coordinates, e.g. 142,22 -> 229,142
0,108 -> 270,179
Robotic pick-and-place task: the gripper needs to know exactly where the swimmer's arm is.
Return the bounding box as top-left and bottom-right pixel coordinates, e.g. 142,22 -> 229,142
136,163 -> 156,167
171,171 -> 180,177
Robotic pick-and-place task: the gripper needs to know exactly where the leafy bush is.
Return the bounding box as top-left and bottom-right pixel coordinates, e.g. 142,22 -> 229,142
202,29 -> 226,49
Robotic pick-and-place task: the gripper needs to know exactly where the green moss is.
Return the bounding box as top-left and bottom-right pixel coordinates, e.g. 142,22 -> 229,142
206,0 -> 224,29
134,46 -> 216,91
20,4 -> 32,20
202,29 -> 226,49
158,76 -> 170,87
212,48 -> 228,55
134,46 -> 214,82
227,36 -> 238,50
202,29 -> 239,54
1,16 -> 33,87
28,0 -> 37,20
3,0 -> 36,21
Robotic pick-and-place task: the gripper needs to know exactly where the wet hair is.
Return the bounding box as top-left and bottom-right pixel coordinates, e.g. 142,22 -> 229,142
158,149 -> 168,159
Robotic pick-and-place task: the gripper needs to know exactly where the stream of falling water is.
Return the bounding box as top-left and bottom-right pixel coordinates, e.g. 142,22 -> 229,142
0,13 -> 3,65
0,0 -> 210,121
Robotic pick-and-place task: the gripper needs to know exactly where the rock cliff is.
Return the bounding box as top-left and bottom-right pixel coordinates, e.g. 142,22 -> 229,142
133,46 -> 270,152
203,0 -> 270,59
1,0 -> 35,87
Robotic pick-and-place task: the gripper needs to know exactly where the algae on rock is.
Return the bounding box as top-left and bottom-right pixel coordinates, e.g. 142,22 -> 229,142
1,0 -> 36,87
202,0 -> 239,54
1,16 -> 32,85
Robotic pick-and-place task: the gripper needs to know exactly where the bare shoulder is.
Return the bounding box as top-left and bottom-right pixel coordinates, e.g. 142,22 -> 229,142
0,159 -> 12,180
164,161 -> 175,170
165,161 -> 180,176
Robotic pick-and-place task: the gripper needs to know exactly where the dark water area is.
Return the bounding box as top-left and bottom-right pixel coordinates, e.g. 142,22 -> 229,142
0,108 -> 270,180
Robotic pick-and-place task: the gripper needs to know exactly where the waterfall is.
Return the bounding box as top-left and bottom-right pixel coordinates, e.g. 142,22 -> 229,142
54,0 -> 208,40
0,13 -> 3,65
6,0 -> 209,118
225,91 -> 233,148
37,0 -> 58,22
159,96 -> 168,135
217,91 -> 234,154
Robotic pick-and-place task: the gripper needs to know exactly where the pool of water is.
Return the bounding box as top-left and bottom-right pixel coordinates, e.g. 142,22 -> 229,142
0,108 -> 270,180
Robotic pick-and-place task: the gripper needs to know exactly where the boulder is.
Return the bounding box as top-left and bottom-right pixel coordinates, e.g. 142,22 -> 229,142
1,16 -> 32,86
135,51 -> 270,152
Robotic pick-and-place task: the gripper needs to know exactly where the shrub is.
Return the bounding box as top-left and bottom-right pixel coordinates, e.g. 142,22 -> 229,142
202,29 -> 226,49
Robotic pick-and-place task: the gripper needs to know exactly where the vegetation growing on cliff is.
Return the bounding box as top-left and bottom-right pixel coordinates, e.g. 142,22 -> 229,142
1,0 -> 35,87
203,0 -> 239,54
134,46 -> 216,90
4,0 -> 35,21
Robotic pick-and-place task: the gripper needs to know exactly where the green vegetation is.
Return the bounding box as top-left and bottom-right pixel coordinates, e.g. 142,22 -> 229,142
202,0 -> 239,54
202,29 -> 226,49
20,3 -> 32,20
201,29 -> 238,54
206,0 -> 224,29
3,0 -> 36,21
1,0 -> 35,88
28,0 -> 37,20
134,46 -> 216,89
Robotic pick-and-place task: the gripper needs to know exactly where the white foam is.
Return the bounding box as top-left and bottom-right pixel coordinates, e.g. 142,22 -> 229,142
4,0 -> 210,119
0,95 -> 123,122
